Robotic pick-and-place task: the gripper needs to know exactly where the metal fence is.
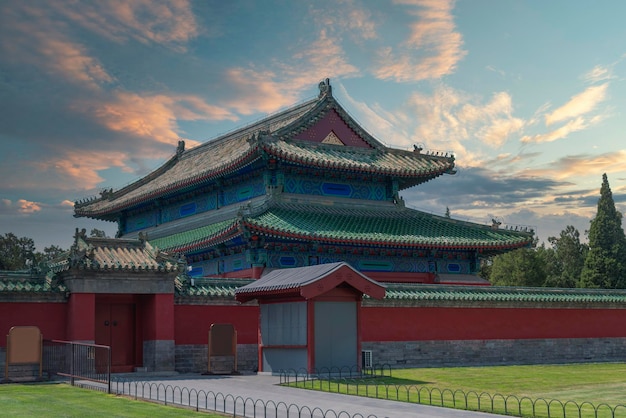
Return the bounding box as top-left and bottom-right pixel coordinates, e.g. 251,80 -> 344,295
34,359 -> 626,418
43,339 -> 111,393
105,378 -> 376,418
281,369 -> 626,418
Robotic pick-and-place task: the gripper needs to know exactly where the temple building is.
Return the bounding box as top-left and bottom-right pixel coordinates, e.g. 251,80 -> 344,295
6,80 -> 626,376
74,79 -> 532,284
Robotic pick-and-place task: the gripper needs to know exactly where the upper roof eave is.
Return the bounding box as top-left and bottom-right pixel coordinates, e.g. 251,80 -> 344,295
260,137 -> 455,184
74,95 -> 323,219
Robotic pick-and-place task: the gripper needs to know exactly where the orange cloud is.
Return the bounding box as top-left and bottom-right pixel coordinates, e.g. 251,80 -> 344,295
374,0 -> 466,82
17,199 -> 42,214
520,150 -> 626,181
0,199 -> 42,215
410,86 -> 523,151
78,91 -> 235,147
521,117 -> 587,144
226,30 -> 358,115
32,150 -> 129,190
0,4 -> 114,90
545,84 -> 608,126
54,0 -> 199,51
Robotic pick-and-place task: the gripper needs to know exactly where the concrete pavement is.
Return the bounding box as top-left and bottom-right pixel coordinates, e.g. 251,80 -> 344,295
103,372 -> 509,418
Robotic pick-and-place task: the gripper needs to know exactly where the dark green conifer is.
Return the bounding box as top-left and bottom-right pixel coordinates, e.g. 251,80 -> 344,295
580,173 -> 626,288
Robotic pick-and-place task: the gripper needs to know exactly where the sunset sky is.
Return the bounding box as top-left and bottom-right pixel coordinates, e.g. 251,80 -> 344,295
2,0 -> 626,251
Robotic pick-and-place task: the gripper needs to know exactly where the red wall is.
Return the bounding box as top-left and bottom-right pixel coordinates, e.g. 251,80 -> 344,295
4,300 -> 626,349
141,294 -> 175,340
0,302 -> 67,347
174,305 -> 259,344
362,306 -> 626,341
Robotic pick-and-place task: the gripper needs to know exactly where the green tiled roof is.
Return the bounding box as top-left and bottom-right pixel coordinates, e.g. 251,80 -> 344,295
175,276 -> 253,297
150,219 -> 238,253
381,283 -> 626,304
0,271 -> 67,294
173,275 -> 626,306
261,138 -> 454,188
245,202 -> 532,252
147,200 -> 531,254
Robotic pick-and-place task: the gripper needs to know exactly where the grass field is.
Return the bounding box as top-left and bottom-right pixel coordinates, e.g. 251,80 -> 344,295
2,364 -> 626,418
0,382 -> 225,418
290,363 -> 626,418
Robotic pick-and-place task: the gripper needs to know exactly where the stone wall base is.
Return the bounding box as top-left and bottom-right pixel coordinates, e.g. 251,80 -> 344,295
0,347 -> 46,381
175,344 -> 257,373
362,338 -> 626,368
143,340 -> 175,372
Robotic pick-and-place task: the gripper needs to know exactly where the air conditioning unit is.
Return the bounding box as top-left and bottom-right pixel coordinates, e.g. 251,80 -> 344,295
361,350 -> 373,368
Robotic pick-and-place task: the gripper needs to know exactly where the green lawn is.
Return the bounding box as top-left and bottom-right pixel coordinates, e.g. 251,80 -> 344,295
0,382 -> 225,418
290,363 -> 626,418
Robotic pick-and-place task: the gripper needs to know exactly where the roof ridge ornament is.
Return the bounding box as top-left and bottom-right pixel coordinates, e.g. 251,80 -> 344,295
176,140 -> 185,157
318,78 -> 332,98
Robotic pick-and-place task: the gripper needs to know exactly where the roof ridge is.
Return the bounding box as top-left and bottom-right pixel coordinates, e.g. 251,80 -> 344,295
182,95 -> 320,159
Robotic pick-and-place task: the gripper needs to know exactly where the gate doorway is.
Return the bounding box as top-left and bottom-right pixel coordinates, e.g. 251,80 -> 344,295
95,300 -> 136,373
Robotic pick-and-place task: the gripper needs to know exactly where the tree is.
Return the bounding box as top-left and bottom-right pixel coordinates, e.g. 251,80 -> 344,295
489,247 -> 547,287
40,245 -> 66,261
580,174 -> 626,288
544,225 -> 588,288
0,233 -> 36,270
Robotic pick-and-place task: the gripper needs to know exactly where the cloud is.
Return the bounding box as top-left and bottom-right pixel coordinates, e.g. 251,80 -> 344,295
520,150 -> 626,181
545,83 -> 608,126
81,91 -> 235,147
0,199 -> 42,216
226,29 -> 358,115
407,85 -> 524,162
52,0 -> 199,51
583,65 -> 615,84
0,5 -> 114,91
346,7 -> 378,40
400,166 -> 598,243
520,117 -> 587,144
374,0 -> 466,82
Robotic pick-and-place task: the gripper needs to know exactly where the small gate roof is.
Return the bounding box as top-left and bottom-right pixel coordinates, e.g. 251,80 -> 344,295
235,262 -> 386,302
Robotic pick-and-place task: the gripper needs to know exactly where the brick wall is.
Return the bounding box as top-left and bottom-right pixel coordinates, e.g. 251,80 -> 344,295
362,337 -> 626,368
175,343 -> 258,373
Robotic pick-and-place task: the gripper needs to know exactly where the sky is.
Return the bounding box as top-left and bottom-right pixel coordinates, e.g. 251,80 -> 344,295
1,0 -> 626,251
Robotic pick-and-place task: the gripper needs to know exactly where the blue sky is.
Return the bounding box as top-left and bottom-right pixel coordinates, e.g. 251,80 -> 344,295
1,0 -> 626,251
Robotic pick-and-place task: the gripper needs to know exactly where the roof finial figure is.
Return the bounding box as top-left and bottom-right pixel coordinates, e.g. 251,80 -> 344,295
176,140 -> 185,157
318,78 -> 332,98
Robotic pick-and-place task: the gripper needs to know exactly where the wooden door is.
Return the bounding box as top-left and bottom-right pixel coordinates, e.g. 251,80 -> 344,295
95,302 -> 136,373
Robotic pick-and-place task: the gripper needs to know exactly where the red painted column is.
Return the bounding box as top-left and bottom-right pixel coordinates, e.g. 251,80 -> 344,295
146,294 -> 174,340
67,293 -> 95,342
307,300 -> 315,373
356,297 -> 362,371
257,308 -> 263,372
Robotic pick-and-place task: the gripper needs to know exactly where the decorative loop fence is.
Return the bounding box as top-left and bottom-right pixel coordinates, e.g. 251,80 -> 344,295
98,378 -> 377,418
278,366 -> 626,418
49,363 -> 626,418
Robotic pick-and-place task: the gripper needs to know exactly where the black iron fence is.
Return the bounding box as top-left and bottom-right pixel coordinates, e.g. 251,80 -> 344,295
22,357 -> 626,418
278,364 -> 392,385
43,339 -> 111,393
104,378 -> 376,418
279,367 -> 626,418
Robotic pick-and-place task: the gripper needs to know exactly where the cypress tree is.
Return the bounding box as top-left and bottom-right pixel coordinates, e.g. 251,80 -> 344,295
580,173 -> 626,288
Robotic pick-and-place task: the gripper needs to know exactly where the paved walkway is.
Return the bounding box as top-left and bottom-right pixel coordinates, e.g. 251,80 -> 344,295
105,372 -> 509,418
